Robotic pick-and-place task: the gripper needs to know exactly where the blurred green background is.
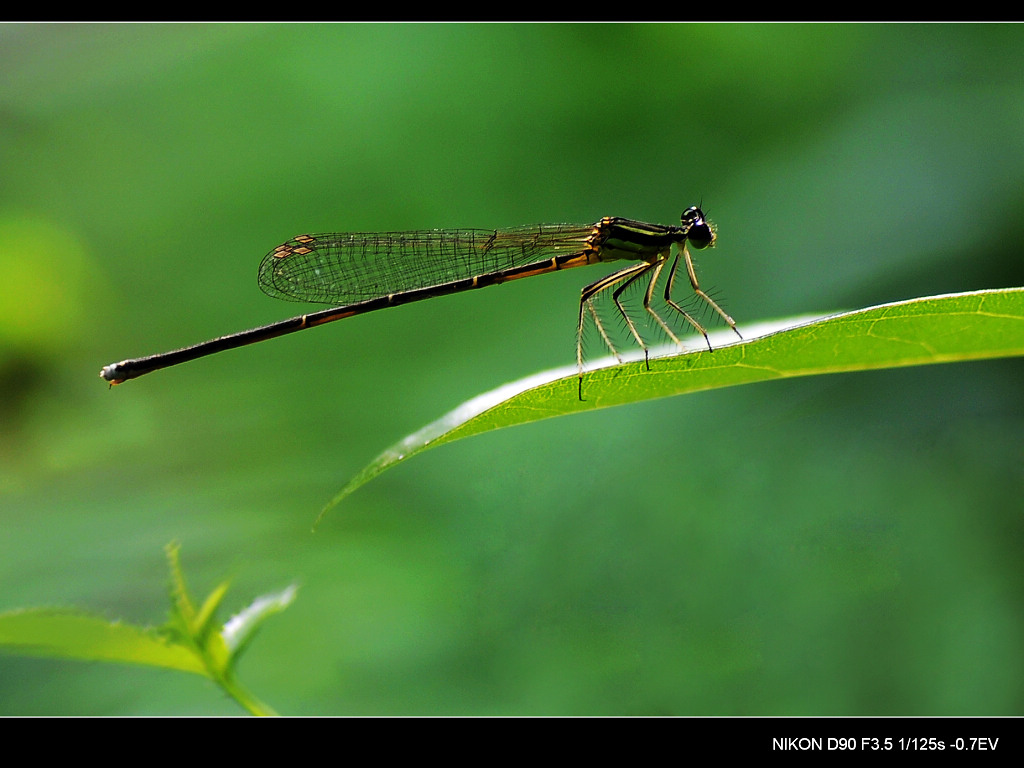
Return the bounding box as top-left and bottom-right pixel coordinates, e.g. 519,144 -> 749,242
1,23 -> 1022,715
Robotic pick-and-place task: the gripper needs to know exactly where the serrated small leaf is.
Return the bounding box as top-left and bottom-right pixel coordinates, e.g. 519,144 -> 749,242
0,608 -> 208,676
165,541 -> 194,627
195,580 -> 231,641
222,584 -> 298,662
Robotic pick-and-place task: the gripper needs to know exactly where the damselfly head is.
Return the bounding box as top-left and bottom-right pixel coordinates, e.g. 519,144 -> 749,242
680,206 -> 716,250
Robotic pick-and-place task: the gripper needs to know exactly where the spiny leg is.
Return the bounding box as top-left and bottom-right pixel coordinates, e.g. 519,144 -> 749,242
610,262 -> 659,370
577,300 -> 620,400
578,284 -> 625,366
639,257 -> 684,352
576,262 -> 651,400
664,254 -> 712,351
681,242 -> 742,340
576,297 -> 588,400
586,300 -> 619,361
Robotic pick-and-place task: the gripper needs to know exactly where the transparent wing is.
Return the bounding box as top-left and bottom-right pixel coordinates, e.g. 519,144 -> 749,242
258,225 -> 597,304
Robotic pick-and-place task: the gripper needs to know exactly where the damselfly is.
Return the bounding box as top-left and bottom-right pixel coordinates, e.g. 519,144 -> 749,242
100,206 -> 740,398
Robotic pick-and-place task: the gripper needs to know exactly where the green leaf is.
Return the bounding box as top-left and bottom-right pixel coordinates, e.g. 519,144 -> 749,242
161,542 -> 232,676
0,608 -> 208,676
317,287 -> 1024,524
165,541 -> 195,628
195,580 -> 232,646
222,584 -> 299,666
0,543 -> 297,715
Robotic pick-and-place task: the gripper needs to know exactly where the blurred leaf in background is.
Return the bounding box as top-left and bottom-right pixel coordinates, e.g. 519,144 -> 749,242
0,23 -> 1022,715
0,542 -> 296,715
